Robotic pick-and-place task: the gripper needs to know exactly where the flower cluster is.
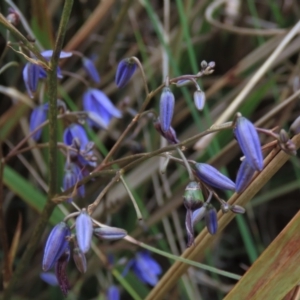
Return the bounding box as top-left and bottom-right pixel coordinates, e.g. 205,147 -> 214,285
42,210 -> 127,296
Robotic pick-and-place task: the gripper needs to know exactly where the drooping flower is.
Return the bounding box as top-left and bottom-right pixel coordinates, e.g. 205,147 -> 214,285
235,159 -> 256,194
159,87 -> 175,132
29,103 -> 49,141
76,210 -> 93,253
63,124 -> 89,152
107,285 -> 120,300
93,226 -> 127,240
193,90 -> 206,111
194,163 -> 236,191
23,50 -> 72,97
82,57 -> 100,83
63,162 -> 85,202
131,251 -> 162,286
234,115 -> 263,171
55,247 -> 71,296
205,205 -> 218,235
23,62 -> 40,98
42,222 -> 70,271
153,118 -> 179,144
115,58 -> 137,88
83,88 -> 122,129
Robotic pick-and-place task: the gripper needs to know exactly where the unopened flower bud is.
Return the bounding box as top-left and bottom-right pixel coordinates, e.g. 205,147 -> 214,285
183,181 -> 204,210
76,210 -> 93,253
201,60 -> 208,69
6,8 -> 20,26
23,62 -> 40,98
175,79 -> 191,87
235,159 -> 256,194
278,129 -> 297,156
230,205 -> 246,214
159,87 -> 175,132
195,163 -> 236,191
42,222 -> 70,272
115,58 -> 137,88
234,114 -> 263,171
205,205 -> 218,235
193,90 -> 206,111
73,247 -> 87,273
221,201 -> 230,213
93,227 -> 127,240
192,206 -> 206,225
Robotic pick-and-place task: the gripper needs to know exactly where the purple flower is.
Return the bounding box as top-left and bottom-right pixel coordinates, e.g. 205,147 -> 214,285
131,251 -> 162,286
29,103 -> 48,141
63,124 -> 89,152
107,285 -> 120,300
115,58 -> 137,88
192,206 -> 206,226
23,62 -> 40,98
42,222 -> 70,271
193,90 -> 206,111
159,87 -> 175,132
83,88 -> 122,129
153,118 -> 179,144
205,205 -> 218,235
82,57 -> 100,83
93,226 -> 127,240
235,159 -> 256,194
63,162 -> 85,201
55,247 -> 71,296
23,50 -> 72,97
195,163 -> 236,191
234,115 -> 263,171
76,210 -> 93,253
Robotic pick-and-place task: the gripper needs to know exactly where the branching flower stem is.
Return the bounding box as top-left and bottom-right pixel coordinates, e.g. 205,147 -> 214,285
3,1 -> 74,298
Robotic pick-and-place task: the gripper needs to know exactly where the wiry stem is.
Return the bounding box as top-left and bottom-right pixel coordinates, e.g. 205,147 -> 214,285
3,1 -> 74,298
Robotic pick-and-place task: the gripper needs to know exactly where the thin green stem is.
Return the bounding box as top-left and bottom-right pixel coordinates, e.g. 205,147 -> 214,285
3,1 -> 74,298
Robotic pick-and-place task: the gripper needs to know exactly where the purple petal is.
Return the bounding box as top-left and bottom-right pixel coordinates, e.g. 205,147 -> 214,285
235,159 -> 256,194
107,285 -> 120,300
159,87 -> 175,132
40,272 -> 58,286
195,163 -> 236,191
93,227 -> 127,240
63,124 -> 89,151
193,90 -> 206,111
29,104 -> 48,141
41,50 -> 73,59
23,62 -> 40,98
234,116 -> 263,171
83,57 -> 100,83
76,210 -> 93,253
205,206 -> 218,235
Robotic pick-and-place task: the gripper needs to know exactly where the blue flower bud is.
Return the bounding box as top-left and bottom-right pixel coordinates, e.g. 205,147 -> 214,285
76,210 -> 93,253
115,58 -> 137,88
63,163 -> 85,201
23,62 -> 40,98
93,226 -> 127,240
82,57 -> 100,83
40,50 -> 72,59
230,205 -> 246,214
205,205 -> 218,235
107,285 -> 120,300
195,163 -> 236,191
193,90 -> 206,111
73,247 -> 87,273
29,103 -> 48,141
234,115 -> 263,171
153,118 -> 179,144
235,159 -> 256,194
55,247 -> 71,296
42,222 -> 70,271
83,88 -> 122,128
159,87 -> 175,132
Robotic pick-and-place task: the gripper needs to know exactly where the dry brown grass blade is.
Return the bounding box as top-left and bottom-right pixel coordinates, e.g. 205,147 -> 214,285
224,210 -> 300,300
64,0 -> 115,52
145,133 -> 300,300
